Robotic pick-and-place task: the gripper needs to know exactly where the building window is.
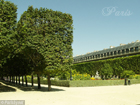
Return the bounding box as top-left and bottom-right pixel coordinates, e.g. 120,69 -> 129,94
101,54 -> 103,57
107,52 -> 109,56
135,47 -> 138,51
118,50 -> 120,54
96,55 -> 97,58
130,48 -> 134,52
111,52 -> 113,55
98,54 -> 100,58
90,56 -> 92,59
104,53 -> 106,57
114,51 -> 116,55
122,49 -> 125,54
126,49 -> 129,53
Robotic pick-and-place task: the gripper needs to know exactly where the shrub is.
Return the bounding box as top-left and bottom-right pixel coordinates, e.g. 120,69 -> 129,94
72,73 -> 91,80
135,75 -> 140,79
121,70 -> 135,78
130,74 -> 140,79
57,69 -> 78,80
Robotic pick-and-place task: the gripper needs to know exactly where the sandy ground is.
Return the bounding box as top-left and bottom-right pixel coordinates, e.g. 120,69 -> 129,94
0,81 -> 140,105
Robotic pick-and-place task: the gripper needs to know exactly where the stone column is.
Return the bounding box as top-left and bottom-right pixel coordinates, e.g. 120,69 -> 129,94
120,50 -> 122,55
138,46 -> 140,51
133,47 -> 135,52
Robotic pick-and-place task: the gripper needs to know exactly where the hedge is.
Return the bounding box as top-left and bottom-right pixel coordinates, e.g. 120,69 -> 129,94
73,54 -> 140,76
21,79 -> 140,87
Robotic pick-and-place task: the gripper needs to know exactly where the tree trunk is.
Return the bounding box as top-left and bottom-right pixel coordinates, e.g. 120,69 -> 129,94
37,74 -> 41,89
1,76 -> 4,80
22,76 -> 24,86
31,75 -> 33,87
118,75 -> 120,79
10,76 -> 11,82
47,73 -> 51,91
101,75 -> 103,80
16,76 -> 17,84
25,75 -> 27,86
13,76 -> 15,83
19,75 -> 20,85
7,76 -> 8,81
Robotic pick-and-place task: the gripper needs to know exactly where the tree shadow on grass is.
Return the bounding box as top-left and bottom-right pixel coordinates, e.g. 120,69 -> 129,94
0,82 -> 16,92
0,80 -> 65,92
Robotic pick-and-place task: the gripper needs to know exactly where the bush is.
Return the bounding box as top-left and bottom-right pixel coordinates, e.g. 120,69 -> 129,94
72,73 -> 91,80
121,70 -> 135,78
56,69 -> 78,80
130,74 -> 140,79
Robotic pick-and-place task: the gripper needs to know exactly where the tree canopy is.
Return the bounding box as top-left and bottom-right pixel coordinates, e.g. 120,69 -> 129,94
0,0 -> 73,91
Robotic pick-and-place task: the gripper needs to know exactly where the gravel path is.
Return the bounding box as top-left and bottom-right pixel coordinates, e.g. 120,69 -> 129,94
0,81 -> 140,105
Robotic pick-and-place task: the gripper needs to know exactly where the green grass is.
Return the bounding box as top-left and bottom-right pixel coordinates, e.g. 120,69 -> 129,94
70,80 -> 124,87
19,78 -> 140,87
130,79 -> 140,84
70,79 -> 140,87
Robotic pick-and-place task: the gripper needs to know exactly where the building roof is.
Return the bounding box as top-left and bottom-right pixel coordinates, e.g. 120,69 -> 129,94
74,41 -> 140,59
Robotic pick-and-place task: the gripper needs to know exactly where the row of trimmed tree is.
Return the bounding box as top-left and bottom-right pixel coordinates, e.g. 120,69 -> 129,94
0,0 -> 73,91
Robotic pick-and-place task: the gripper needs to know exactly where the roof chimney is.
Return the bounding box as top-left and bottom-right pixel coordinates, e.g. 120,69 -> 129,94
136,40 -> 139,42
120,43 -> 126,46
120,43 -> 123,46
110,46 -> 113,48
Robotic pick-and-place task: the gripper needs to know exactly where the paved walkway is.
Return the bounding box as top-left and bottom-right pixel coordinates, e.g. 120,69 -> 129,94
0,81 -> 140,105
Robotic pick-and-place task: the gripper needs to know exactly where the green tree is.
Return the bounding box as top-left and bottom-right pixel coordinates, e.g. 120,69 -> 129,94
0,0 -> 17,79
121,70 -> 135,78
16,6 -> 73,90
100,63 -> 113,79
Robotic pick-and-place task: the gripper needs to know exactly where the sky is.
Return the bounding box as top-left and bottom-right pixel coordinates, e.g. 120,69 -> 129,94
5,0 -> 140,57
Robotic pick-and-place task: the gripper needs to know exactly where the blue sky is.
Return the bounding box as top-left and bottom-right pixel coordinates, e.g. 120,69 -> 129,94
6,0 -> 140,57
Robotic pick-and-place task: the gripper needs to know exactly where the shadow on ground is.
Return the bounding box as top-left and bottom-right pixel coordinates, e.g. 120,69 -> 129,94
0,80 -> 65,92
0,82 -> 16,92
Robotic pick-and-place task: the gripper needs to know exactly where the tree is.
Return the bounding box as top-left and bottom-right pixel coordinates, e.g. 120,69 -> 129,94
16,6 -> 73,91
100,63 -> 113,79
0,0 -> 18,80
